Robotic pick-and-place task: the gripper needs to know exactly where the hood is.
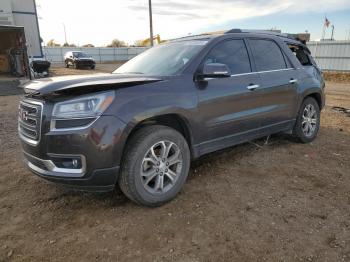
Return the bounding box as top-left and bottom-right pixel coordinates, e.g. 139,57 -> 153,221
23,73 -> 163,96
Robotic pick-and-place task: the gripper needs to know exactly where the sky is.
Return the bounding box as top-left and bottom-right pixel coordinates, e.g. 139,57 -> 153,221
36,0 -> 350,46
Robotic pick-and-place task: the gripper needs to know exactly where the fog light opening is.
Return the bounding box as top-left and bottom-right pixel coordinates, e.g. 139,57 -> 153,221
51,156 -> 83,170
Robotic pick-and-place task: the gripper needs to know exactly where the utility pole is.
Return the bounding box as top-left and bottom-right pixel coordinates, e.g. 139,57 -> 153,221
148,0 -> 154,46
330,25 -> 334,40
62,23 -> 67,44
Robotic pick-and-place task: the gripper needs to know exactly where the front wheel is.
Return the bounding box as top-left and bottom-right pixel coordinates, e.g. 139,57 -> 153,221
119,125 -> 190,207
293,97 -> 320,143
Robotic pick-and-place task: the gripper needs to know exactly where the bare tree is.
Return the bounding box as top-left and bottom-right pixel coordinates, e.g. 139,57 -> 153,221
107,39 -> 127,47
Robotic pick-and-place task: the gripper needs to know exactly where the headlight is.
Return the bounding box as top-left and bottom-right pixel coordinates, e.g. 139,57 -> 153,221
52,91 -> 115,119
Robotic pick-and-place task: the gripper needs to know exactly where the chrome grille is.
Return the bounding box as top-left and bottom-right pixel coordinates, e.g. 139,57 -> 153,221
18,100 -> 43,145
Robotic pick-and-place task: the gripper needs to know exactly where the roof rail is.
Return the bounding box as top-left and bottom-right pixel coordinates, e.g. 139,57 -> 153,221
225,29 -> 242,34
225,28 -> 298,41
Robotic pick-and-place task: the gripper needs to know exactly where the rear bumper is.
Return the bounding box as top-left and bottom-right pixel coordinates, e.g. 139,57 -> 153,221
23,152 -> 119,192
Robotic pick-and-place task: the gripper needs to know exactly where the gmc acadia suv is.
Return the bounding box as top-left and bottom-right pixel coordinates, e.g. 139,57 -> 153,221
19,29 -> 325,206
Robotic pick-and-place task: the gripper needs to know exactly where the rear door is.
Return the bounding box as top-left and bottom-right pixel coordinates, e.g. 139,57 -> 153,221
247,38 -> 298,128
196,38 -> 263,150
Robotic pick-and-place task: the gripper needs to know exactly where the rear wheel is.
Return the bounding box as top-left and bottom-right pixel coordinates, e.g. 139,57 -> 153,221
293,97 -> 320,143
119,125 -> 190,207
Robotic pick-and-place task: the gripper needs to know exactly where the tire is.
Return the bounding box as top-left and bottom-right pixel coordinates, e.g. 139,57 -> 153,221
65,60 -> 69,68
90,65 -> 95,70
119,125 -> 191,207
293,97 -> 320,143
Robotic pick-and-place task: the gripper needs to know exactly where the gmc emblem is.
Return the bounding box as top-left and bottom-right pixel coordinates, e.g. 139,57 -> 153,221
19,108 -> 28,121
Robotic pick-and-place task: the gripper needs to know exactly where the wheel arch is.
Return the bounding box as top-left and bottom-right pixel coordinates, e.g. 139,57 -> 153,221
122,113 -> 195,160
299,89 -> 324,111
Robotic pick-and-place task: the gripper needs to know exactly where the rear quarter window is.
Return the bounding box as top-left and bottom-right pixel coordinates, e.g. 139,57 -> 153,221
287,44 -> 312,66
249,39 -> 287,71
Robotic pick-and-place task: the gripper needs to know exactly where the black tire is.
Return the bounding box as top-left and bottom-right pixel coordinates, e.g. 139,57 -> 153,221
119,125 -> 190,207
293,97 -> 320,143
65,60 -> 69,68
90,65 -> 95,70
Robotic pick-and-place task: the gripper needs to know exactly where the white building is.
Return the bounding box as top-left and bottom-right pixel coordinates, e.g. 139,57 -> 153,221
0,0 -> 42,57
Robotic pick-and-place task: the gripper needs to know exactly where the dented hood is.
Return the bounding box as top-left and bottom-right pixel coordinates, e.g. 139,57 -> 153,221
23,73 -> 163,95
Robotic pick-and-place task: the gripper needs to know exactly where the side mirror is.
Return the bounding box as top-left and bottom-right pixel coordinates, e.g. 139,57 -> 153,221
201,63 -> 231,78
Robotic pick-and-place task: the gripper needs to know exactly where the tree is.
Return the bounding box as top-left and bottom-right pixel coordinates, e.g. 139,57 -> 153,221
107,39 -> 127,47
134,39 -> 146,47
82,44 -> 95,47
46,39 -> 60,47
63,43 -> 77,47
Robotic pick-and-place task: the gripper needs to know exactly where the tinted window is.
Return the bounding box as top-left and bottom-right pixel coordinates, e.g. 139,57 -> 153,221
249,39 -> 286,71
204,39 -> 251,75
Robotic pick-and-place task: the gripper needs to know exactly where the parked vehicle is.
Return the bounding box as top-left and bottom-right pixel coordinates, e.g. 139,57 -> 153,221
19,29 -> 325,206
64,51 -> 95,69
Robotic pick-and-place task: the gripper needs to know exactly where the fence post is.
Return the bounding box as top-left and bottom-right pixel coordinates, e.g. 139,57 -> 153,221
99,48 -> 101,64
60,47 -> 63,63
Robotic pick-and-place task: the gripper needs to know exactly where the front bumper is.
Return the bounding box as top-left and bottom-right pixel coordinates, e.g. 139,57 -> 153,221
23,152 -> 119,191
20,113 -> 128,192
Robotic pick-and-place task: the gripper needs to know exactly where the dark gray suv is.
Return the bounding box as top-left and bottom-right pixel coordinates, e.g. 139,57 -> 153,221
19,29 -> 325,206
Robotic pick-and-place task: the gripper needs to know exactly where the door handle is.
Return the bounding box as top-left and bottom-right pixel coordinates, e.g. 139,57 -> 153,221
247,84 -> 259,90
289,79 -> 298,84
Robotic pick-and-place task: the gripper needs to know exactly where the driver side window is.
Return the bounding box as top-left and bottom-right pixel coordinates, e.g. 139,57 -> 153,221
204,39 -> 252,75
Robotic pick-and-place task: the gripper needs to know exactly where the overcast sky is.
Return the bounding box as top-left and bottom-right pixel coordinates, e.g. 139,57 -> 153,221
36,0 -> 350,46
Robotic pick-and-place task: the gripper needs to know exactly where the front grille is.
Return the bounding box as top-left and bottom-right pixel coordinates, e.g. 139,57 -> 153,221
18,100 -> 43,145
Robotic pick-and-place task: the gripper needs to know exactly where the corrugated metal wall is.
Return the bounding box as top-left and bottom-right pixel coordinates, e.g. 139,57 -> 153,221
307,41 -> 350,72
43,47 -> 148,63
44,41 -> 350,72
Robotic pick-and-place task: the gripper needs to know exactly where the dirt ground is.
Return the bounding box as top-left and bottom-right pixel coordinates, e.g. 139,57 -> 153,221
0,65 -> 349,261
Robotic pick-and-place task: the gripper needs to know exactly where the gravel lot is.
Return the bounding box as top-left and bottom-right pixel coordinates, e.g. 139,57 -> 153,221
0,65 -> 349,261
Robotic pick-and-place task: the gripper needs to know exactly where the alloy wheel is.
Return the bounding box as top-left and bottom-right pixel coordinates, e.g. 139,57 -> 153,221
140,140 -> 183,194
302,103 -> 318,137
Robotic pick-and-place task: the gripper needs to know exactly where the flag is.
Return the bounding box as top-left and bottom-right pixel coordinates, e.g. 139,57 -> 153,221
324,17 -> 330,28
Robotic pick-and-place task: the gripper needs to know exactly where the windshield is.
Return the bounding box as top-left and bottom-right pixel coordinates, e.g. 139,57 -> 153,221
73,52 -> 89,58
113,40 -> 207,76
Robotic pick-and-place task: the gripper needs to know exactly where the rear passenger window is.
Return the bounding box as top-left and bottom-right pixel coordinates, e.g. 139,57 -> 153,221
249,39 -> 286,71
204,39 -> 251,75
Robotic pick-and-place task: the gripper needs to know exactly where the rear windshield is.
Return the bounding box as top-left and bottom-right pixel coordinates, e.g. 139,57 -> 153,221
113,40 -> 207,76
